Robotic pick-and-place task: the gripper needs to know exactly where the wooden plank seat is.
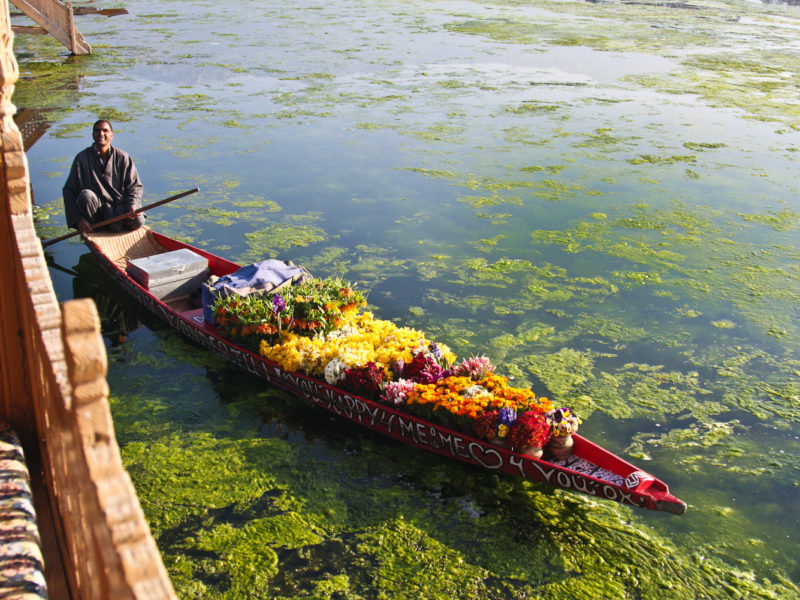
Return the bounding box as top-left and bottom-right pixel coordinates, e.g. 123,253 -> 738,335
0,420 -> 47,599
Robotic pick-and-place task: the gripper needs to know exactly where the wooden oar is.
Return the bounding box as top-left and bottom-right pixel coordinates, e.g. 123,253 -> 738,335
41,188 -> 199,248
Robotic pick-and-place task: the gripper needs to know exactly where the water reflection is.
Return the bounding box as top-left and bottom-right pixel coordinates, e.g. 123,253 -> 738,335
72,7 -> 129,17
13,108 -> 51,152
70,252 -> 143,346
621,1 -> 700,8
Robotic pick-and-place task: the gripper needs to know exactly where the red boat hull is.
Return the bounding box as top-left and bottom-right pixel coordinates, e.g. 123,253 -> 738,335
83,230 -> 687,515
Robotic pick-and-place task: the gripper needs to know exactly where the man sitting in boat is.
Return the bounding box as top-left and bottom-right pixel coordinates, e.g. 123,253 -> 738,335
62,119 -> 145,234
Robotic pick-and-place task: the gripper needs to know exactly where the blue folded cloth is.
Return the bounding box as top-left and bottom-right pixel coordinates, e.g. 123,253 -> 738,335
202,260 -> 311,326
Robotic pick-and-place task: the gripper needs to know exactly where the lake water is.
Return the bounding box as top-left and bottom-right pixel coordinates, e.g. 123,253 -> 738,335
17,0 -> 800,597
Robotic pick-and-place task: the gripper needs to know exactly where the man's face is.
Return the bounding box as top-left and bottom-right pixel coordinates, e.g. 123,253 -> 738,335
92,122 -> 114,152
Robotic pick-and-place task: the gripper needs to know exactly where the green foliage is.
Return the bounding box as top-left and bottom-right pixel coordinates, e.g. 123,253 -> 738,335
213,278 -> 366,345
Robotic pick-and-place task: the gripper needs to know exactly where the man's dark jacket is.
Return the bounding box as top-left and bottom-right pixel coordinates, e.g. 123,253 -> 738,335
62,145 -> 143,227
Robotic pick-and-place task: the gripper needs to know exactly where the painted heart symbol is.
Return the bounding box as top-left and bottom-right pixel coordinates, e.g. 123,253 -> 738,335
468,442 -> 503,470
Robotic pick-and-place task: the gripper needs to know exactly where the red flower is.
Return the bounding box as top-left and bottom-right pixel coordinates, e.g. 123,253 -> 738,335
343,362 -> 385,397
508,412 -> 550,451
473,411 -> 499,441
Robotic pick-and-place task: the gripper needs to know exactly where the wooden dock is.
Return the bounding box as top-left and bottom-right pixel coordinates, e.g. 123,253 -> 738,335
9,0 -> 90,55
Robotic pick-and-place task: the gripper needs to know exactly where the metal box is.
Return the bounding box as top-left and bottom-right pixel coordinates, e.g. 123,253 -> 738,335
126,248 -> 210,301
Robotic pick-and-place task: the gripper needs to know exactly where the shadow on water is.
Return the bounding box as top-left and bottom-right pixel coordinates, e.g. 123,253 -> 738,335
67,251 -> 149,345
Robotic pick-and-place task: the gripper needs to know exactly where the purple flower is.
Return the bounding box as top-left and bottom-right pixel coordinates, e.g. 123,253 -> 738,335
548,407 -> 570,423
498,407 -> 517,426
272,293 -> 286,313
546,407 -> 581,436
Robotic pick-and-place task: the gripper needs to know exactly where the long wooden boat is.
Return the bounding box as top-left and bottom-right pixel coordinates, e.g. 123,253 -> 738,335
82,227 -> 688,515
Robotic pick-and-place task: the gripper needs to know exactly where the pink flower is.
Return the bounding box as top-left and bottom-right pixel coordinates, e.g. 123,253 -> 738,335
453,355 -> 494,380
381,379 -> 416,405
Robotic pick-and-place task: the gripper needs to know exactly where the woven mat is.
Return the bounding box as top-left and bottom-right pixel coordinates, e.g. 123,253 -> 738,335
84,227 -> 167,269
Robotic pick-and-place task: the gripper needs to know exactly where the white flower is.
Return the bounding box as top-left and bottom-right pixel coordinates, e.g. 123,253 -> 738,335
324,358 -> 347,385
461,385 -> 489,399
326,325 -> 359,340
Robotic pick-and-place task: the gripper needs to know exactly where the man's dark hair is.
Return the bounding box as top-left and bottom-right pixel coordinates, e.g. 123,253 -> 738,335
93,119 -> 113,131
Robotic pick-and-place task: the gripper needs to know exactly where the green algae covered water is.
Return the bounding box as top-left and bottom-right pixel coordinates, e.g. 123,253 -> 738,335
19,0 -> 800,597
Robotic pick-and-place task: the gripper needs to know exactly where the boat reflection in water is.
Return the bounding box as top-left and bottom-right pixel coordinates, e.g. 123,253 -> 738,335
71,252 -> 144,346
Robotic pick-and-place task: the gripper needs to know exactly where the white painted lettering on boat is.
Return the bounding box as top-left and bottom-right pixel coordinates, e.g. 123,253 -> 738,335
322,387 -> 342,411
345,396 -> 372,423
257,359 -> 273,379
380,414 -> 471,459
603,484 -> 635,506
426,429 -> 446,452
519,457 -> 643,506
364,404 -> 381,427
451,436 -> 469,459
242,353 -> 259,376
298,378 -> 317,400
340,395 -> 354,418
329,395 -> 343,416
175,317 -> 194,340
377,410 -> 396,432
397,416 -> 415,440
414,422 -> 429,445
570,475 -> 597,496
467,442 -> 503,469
556,471 -> 573,489
507,453 -> 525,477
523,457 -> 555,483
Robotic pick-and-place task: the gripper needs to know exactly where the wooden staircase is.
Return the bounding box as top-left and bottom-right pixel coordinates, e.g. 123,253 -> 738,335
9,0 -> 90,55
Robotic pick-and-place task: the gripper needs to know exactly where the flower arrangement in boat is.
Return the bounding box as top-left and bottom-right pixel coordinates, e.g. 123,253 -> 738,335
217,274 -> 579,446
394,342 -> 453,383
472,406 -> 517,443
404,373 -> 553,424
507,411 -> 551,453
452,355 -> 494,379
381,378 -> 417,406
342,362 -> 385,399
259,311 -> 448,380
545,407 -> 582,459
547,407 -> 582,437
213,277 -> 366,342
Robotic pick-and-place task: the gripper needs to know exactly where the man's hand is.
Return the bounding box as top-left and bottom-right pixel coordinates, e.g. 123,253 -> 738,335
76,218 -> 93,233
126,208 -> 138,220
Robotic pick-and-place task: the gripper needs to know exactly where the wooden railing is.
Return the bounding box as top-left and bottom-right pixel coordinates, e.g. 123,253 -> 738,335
0,1 -> 175,597
9,0 -> 90,55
